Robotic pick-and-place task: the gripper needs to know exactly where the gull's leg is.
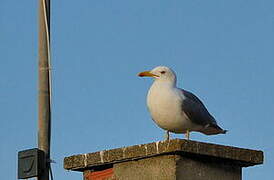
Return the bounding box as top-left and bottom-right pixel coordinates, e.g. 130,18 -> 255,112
164,130 -> 170,141
185,130 -> 190,140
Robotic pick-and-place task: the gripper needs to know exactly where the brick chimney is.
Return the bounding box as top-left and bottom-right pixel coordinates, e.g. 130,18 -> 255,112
64,139 -> 263,180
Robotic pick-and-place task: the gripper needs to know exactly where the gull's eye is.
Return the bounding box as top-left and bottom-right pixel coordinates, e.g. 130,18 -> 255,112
160,71 -> 166,74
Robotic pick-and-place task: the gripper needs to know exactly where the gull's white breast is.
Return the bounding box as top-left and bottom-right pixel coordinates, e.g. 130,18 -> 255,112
147,82 -> 198,133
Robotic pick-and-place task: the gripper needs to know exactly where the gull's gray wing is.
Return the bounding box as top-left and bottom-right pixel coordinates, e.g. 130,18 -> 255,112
181,89 -> 226,135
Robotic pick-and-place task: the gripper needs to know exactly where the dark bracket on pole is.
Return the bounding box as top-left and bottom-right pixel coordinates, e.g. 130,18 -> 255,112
18,148 -> 46,179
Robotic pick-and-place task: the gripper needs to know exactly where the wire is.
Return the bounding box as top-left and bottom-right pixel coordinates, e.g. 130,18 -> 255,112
49,164 -> 54,180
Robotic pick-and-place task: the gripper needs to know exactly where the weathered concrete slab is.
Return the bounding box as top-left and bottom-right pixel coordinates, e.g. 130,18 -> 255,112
64,139 -> 263,171
113,155 -> 177,180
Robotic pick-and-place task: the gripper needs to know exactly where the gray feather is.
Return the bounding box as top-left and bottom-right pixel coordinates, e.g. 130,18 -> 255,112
181,89 -> 227,134
181,89 -> 217,126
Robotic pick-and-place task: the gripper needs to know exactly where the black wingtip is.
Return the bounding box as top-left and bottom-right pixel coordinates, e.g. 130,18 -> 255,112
222,130 -> 228,134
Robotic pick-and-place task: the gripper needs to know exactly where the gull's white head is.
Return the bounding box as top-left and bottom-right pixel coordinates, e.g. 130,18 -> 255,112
138,66 -> 177,85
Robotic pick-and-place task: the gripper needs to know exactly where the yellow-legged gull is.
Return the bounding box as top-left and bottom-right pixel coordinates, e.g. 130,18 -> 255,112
138,66 -> 227,140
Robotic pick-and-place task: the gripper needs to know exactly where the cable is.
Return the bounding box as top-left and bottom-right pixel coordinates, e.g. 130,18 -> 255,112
49,163 -> 54,180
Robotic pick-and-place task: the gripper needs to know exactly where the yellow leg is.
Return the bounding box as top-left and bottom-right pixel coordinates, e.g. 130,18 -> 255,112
164,131 -> 170,141
185,130 -> 190,140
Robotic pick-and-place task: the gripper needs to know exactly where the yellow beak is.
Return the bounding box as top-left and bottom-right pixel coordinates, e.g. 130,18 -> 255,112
138,71 -> 159,77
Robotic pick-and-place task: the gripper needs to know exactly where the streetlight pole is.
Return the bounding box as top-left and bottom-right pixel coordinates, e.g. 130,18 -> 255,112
38,0 -> 51,180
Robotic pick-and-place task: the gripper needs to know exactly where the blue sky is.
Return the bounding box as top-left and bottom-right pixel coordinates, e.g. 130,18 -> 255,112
1,0 -> 273,179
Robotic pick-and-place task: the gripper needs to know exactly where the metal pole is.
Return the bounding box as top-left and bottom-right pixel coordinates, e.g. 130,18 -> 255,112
38,0 -> 51,180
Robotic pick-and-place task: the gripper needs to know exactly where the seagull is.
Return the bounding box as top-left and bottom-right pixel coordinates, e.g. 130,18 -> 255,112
138,66 -> 227,140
